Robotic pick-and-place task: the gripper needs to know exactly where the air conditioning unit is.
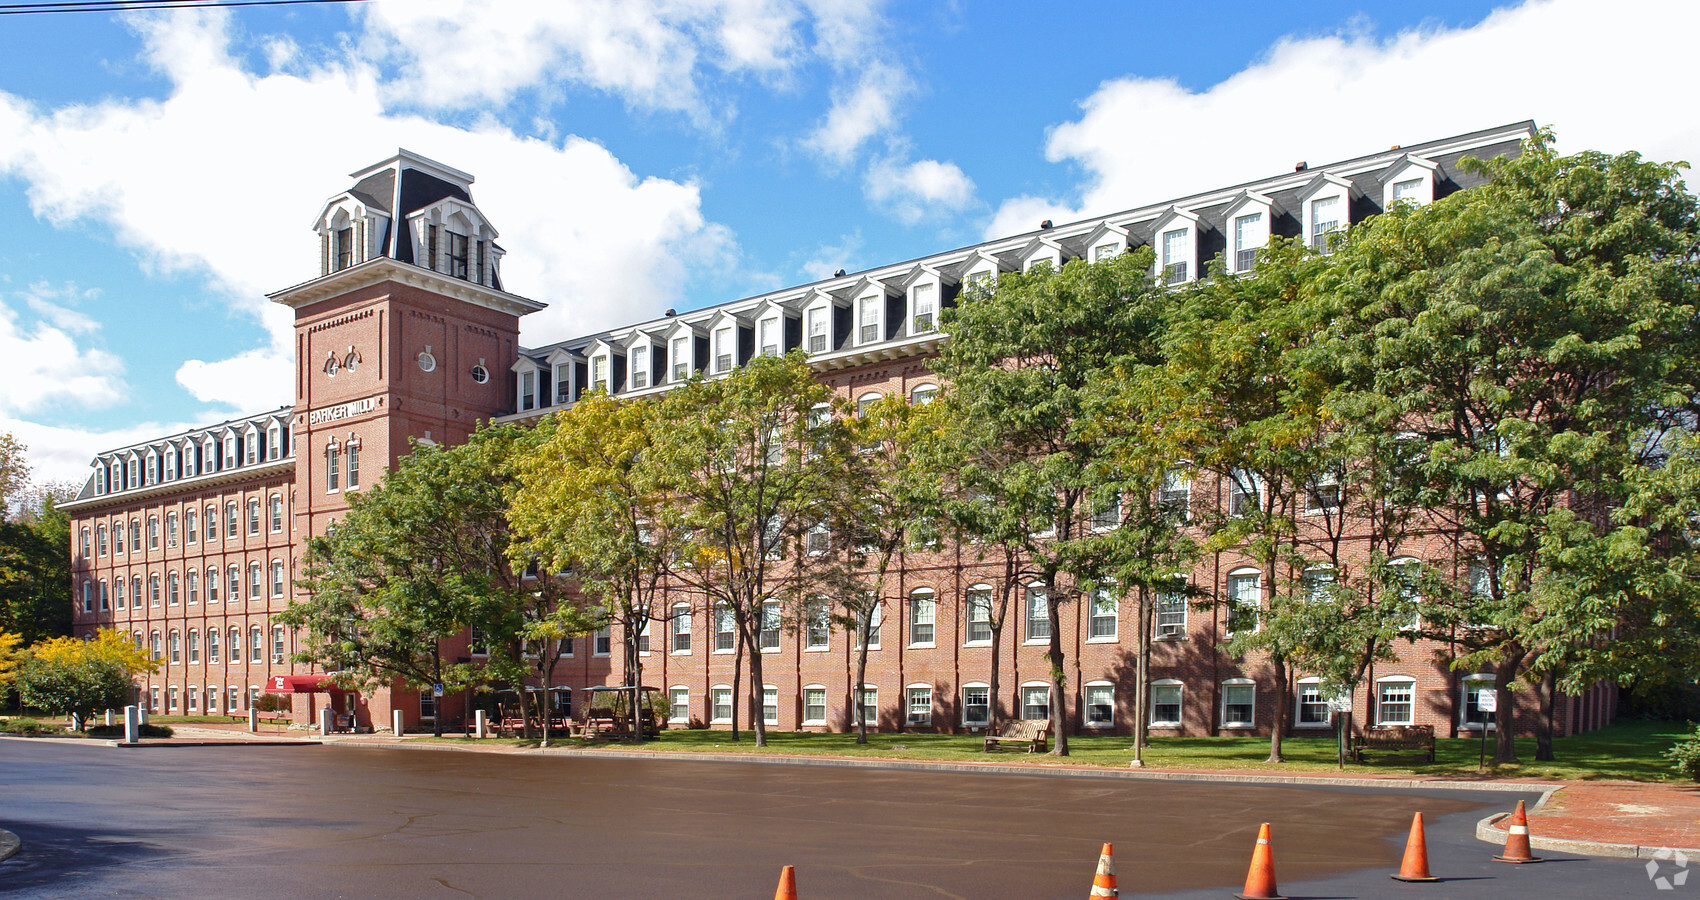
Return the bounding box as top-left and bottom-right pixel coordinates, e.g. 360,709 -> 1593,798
271,654 -> 285,664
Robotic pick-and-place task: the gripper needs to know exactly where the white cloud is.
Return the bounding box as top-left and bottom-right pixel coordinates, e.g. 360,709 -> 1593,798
992,0 -> 1700,236
0,9 -> 738,408
0,415 -> 200,489
864,155 -> 975,224
801,61 -> 909,169
793,232 -> 863,284
0,285 -> 126,418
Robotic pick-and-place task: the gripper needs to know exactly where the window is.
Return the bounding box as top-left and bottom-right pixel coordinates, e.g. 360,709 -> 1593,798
906,686 -> 932,725
1222,680 -> 1256,727
635,617 -> 651,654
223,435 -> 236,469
104,523 -> 115,555
226,502 -> 238,538
910,384 -> 938,405
1378,678 -> 1415,725
1461,675 -> 1496,729
670,604 -> 691,653
1156,579 -> 1187,639
1021,684 -> 1049,721
1091,492 -> 1121,531
806,307 -> 828,353
184,512 -> 196,544
1297,678 -> 1332,727
148,516 -> 160,549
271,561 -> 285,597
168,687 -> 179,711
206,505 -> 217,541
804,600 -> 829,650
757,318 -> 779,358
762,687 -> 778,725
204,567 -> 218,603
346,443 -> 359,489
1233,212 -> 1262,273
1302,567 -> 1335,604
80,581 -> 92,613
594,626 -> 610,657
230,686 -> 241,712
169,629 -> 181,663
150,574 -> 161,606
335,225 -> 353,270
1392,178 -> 1424,204
268,423 -> 281,460
630,344 -> 649,388
167,513 -> 179,548
714,604 -> 735,652
759,601 -> 781,651
711,687 -> 733,723
1161,229 -> 1189,284
187,630 -> 200,663
186,571 -> 198,605
247,499 -> 260,535
713,326 -> 733,373
80,527 -> 92,558
1389,557 -> 1423,631
326,446 -> 340,491
1151,681 -> 1182,726
962,684 -> 990,727
130,519 -> 140,549
229,627 -> 240,660
858,294 -> 880,345
1305,472 -> 1341,514
671,336 -> 691,381
805,521 -> 829,555
522,370 -> 538,408
1310,195 -> 1342,251
249,563 -> 262,600
911,283 -> 935,333
1088,587 -> 1117,640
965,585 -> 993,644
1085,682 -> 1114,728
149,686 -> 159,711
270,495 -> 284,531
272,625 -> 286,661
1228,469 -> 1260,516
803,687 -> 827,725
908,589 -> 935,646
208,628 -> 220,664
1024,584 -> 1049,642
149,631 -> 161,660
857,686 -> 878,729
227,566 -> 239,602
449,232 -> 469,279
1227,571 -> 1260,635
669,687 -> 690,723
113,579 -> 125,610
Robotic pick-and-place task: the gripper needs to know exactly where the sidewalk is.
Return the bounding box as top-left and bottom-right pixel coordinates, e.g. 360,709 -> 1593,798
124,723 -> 1700,858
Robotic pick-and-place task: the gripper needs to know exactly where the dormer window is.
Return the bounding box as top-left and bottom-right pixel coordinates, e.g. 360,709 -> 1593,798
245,427 -> 259,465
589,355 -> 608,392
1392,179 -> 1422,203
1379,155 -> 1440,210
858,294 -> 881,345
521,371 -> 537,409
1094,243 -> 1119,261
671,336 -> 691,381
203,438 -> 216,472
556,363 -> 574,402
806,307 -> 830,353
1232,213 -> 1263,273
911,283 -> 936,334
630,344 -> 649,389
1309,196 -> 1341,250
335,227 -> 353,270
758,317 -> 780,358
1299,174 -> 1354,254
223,435 -> 236,468
1161,229 -> 1190,284
713,326 -> 734,373
449,232 -> 469,279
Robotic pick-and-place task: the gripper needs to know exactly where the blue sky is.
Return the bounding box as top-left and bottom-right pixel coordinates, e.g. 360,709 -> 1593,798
2,0 -> 1697,486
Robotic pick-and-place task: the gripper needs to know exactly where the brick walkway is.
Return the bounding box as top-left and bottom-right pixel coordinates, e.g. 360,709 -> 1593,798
1488,781 -> 1700,851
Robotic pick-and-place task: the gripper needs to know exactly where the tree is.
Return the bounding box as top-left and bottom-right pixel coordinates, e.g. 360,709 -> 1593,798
281,425 -> 572,737
0,473 -> 74,645
933,249 -> 1170,756
19,629 -> 157,727
648,353 -> 853,747
510,392 -> 674,742
0,630 -> 24,689
0,431 -> 28,517
1329,133 -> 1700,762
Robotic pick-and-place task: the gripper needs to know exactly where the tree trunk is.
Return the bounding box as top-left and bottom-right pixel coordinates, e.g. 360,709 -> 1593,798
730,627 -> 743,742
853,604 -> 873,744
987,596 -> 1005,738
1132,584 -> 1152,766
1535,668 -> 1556,762
431,656 -> 443,738
630,634 -> 646,744
1493,651 -> 1522,764
1045,572 -> 1069,757
1266,654 -> 1289,764
748,624 -> 768,748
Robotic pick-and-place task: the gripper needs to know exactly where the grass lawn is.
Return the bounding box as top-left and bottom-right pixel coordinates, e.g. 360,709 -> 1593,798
413,718 -> 1692,782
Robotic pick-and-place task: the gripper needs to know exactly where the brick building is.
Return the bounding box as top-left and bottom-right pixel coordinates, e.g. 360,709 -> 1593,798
62,120 -> 1616,739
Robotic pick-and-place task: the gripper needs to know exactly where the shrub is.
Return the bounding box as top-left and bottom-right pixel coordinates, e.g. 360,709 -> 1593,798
4,717 -> 65,735
1664,723 -> 1700,781
85,723 -> 173,738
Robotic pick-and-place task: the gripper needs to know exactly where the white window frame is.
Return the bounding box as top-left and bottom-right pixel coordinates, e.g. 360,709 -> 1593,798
758,600 -> 781,651
964,585 -> 993,646
1296,677 -> 1334,728
670,603 -> 691,654
856,684 -> 878,730
1150,679 -> 1183,727
1084,680 -> 1115,729
907,588 -> 935,647
628,342 -> 651,389
1023,583 -> 1049,643
1226,568 -> 1261,636
856,291 -> 883,346
1376,676 -> 1417,726
713,326 -> 735,374
1087,587 -> 1118,641
905,684 -> 933,726
670,335 -> 692,383
669,686 -> 691,724
1221,678 -> 1256,728
713,603 -> 735,653
762,685 -> 779,726
961,682 -> 990,728
804,304 -> 831,354
802,685 -> 828,725
1019,682 -> 1050,722
710,685 -> 733,724
910,281 -> 937,334
804,599 -> 830,651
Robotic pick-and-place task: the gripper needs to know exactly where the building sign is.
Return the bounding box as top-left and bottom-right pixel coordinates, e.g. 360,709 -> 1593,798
308,397 -> 379,426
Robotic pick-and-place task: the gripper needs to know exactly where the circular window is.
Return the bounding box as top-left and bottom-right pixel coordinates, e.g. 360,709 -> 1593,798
323,354 -> 338,377
417,349 -> 437,373
344,351 -> 360,373
470,365 -> 489,384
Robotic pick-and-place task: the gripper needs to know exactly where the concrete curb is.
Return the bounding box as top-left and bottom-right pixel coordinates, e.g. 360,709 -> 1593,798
1475,807 -> 1700,860
0,829 -> 19,864
110,740 -> 323,748
327,739 -> 1561,793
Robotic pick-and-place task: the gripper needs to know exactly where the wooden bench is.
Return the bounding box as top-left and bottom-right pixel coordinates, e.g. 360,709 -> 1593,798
1353,725 -> 1435,763
983,719 -> 1051,753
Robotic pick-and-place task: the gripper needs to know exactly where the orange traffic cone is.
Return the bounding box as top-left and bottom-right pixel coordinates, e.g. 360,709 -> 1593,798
774,864 -> 798,899
1493,799 -> 1542,864
1090,842 -> 1117,898
1235,822 -> 1287,900
1390,812 -> 1439,882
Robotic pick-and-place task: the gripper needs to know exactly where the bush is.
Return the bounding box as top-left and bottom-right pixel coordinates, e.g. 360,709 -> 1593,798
1664,723 -> 1700,781
3,717 -> 65,735
85,723 -> 173,738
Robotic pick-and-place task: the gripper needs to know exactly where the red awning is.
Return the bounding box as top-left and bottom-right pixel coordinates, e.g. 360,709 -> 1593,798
267,675 -> 347,693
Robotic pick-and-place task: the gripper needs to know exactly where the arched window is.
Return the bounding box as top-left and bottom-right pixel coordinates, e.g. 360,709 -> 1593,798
187,630 -> 199,663
186,571 -> 198,604
1226,568 -> 1261,636
207,627 -> 220,664
908,588 -> 935,647
168,629 -> 180,663
250,626 -> 263,663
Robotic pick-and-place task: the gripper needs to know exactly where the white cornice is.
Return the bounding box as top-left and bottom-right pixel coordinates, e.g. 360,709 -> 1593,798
62,459 -> 296,513
267,258 -> 545,318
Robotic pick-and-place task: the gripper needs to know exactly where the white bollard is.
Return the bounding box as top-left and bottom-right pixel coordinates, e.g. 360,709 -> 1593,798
139,705 -> 149,726
392,709 -> 404,737
69,712 -> 81,732
475,709 -> 487,739
104,709 -> 114,727
318,706 -> 333,737
123,705 -> 140,744
247,708 -> 258,732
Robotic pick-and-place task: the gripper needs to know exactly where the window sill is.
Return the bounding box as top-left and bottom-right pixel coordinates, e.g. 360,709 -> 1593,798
1086,636 -> 1118,644
713,649 -> 735,655
908,642 -> 935,650
801,719 -> 827,727
1294,722 -> 1333,729
963,640 -> 992,648
1022,639 -> 1050,646
670,649 -> 692,656
759,647 -> 780,654
1083,721 -> 1114,729
1154,634 -> 1189,642
1149,721 -> 1182,729
1221,721 -> 1256,729
804,646 -> 830,653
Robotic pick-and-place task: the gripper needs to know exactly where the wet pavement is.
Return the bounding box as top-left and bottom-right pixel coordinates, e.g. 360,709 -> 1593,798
0,739 -> 1657,898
